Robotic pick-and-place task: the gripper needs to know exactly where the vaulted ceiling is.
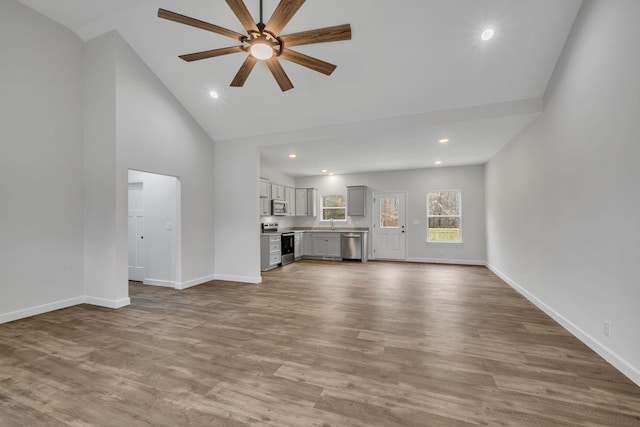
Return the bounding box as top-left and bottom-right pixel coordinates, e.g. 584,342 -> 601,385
18,0 -> 583,176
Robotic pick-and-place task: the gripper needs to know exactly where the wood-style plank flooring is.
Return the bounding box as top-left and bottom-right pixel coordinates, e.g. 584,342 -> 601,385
1,261 -> 639,426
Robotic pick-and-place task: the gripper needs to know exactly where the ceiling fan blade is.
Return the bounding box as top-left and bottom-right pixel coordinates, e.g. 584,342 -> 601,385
158,8 -> 246,41
230,56 -> 259,87
225,0 -> 259,33
280,24 -> 352,47
280,49 -> 336,76
264,0 -> 306,36
179,46 -> 245,62
265,58 -> 294,91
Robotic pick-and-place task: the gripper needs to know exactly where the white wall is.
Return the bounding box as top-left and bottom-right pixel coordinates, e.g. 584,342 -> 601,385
486,0 -> 640,385
214,142 -> 261,283
114,33 -> 216,290
295,165 -> 486,264
83,31 -> 217,303
128,170 -> 179,287
83,32 -> 125,307
0,1 -> 85,322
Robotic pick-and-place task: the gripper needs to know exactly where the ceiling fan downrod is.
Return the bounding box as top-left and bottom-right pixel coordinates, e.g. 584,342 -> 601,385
258,0 -> 265,32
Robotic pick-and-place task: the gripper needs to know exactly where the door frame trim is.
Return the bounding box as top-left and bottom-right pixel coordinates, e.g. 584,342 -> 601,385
371,191 -> 408,261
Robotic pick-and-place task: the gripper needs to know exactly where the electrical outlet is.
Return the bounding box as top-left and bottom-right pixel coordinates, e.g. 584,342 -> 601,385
603,321 -> 611,337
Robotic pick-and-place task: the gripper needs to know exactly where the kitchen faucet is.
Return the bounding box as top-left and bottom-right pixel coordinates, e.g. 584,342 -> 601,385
330,219 -> 335,230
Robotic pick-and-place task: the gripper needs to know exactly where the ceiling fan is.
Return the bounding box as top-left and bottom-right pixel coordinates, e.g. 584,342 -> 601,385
158,0 -> 352,91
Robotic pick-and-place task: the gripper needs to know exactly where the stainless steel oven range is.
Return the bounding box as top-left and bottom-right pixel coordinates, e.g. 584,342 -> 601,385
261,223 -> 295,267
280,232 -> 294,265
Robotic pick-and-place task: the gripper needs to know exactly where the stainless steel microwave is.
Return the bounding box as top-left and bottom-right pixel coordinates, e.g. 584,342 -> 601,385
271,199 -> 288,216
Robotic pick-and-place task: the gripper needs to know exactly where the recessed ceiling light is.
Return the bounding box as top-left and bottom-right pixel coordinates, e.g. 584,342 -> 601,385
438,138 -> 449,144
481,28 -> 494,41
435,161 -> 442,165
321,169 -> 328,173
209,90 -> 218,99
288,153 -> 297,159
329,173 -> 334,176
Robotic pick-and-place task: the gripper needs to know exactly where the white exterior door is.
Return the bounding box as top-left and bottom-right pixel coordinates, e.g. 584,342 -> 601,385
372,192 -> 406,260
128,182 -> 145,281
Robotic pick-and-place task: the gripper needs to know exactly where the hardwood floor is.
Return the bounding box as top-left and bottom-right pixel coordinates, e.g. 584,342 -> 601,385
1,261 -> 639,426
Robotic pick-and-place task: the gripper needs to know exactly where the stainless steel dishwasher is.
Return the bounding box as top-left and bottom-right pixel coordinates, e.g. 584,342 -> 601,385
340,233 -> 362,261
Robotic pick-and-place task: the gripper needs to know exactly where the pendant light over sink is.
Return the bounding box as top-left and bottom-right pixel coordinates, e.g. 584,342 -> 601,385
158,0 -> 352,91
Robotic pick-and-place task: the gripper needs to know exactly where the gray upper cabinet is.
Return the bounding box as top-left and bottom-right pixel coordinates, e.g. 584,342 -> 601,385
285,186 -> 296,216
347,186 -> 367,216
259,178 -> 271,216
295,188 -> 317,216
259,178 -> 270,198
271,183 -> 285,200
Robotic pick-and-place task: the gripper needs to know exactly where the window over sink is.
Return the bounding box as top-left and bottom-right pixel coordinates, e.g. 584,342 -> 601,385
321,194 -> 346,221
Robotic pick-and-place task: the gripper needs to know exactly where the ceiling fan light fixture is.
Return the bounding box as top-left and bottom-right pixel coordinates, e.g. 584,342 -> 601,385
250,41 -> 274,60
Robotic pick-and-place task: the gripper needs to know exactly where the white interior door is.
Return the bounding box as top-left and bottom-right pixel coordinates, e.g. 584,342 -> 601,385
128,182 -> 145,281
372,192 -> 406,260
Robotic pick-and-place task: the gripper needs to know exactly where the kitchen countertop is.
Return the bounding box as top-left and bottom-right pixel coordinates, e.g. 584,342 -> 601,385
261,228 -> 369,236
285,228 -> 369,233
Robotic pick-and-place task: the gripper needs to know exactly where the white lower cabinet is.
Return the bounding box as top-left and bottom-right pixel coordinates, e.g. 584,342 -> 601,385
294,232 -> 303,260
260,234 -> 281,271
306,232 -> 340,259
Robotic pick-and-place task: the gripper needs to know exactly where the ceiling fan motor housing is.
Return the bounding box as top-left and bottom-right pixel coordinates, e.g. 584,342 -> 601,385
245,29 -> 283,57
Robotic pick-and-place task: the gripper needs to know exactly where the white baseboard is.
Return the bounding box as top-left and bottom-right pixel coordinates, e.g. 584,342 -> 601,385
214,274 -> 262,284
83,296 -> 131,309
175,274 -> 216,290
406,257 -> 487,266
143,278 -> 176,288
144,273 -> 262,290
0,296 -> 84,324
487,263 -> 640,387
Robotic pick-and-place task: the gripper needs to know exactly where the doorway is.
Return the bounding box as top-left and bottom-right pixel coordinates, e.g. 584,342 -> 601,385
372,192 -> 407,260
128,170 -> 181,287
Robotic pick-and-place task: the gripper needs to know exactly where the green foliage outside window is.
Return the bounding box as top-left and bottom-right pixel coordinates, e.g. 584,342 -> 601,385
322,195 -> 346,220
427,191 -> 461,242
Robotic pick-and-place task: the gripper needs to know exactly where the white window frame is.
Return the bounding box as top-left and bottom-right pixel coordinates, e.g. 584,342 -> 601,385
321,194 -> 347,221
426,190 -> 462,243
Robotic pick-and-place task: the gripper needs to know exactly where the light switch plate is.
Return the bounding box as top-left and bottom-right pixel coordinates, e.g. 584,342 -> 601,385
413,219 -> 420,225
165,221 -> 173,230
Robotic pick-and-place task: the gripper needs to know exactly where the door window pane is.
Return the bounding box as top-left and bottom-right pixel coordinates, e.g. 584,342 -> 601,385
380,197 -> 399,228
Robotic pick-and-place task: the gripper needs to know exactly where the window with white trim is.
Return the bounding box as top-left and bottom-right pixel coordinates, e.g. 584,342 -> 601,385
427,191 -> 462,242
321,195 -> 346,221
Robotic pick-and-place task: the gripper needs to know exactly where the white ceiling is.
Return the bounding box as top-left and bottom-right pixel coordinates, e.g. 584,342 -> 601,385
18,0 -> 583,177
